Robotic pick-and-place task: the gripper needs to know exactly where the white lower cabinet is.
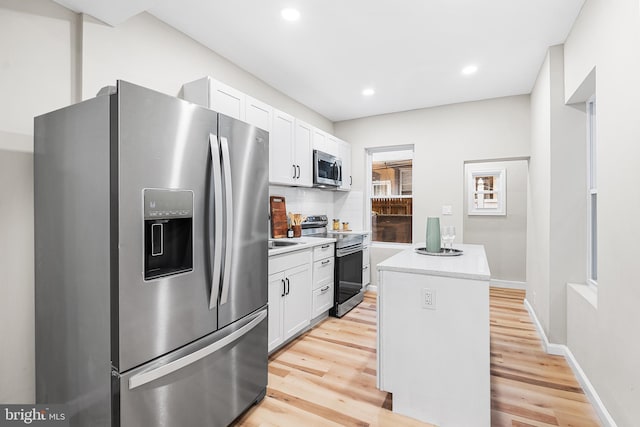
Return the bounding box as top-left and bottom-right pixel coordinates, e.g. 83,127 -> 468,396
312,244 -> 335,318
362,243 -> 371,287
312,284 -> 333,317
268,250 -> 312,352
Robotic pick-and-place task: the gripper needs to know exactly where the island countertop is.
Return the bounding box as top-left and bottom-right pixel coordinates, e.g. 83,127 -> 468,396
377,243 -> 491,281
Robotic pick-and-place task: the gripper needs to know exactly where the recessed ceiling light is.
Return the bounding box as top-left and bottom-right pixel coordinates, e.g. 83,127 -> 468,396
281,8 -> 300,21
362,88 -> 375,96
462,65 -> 478,75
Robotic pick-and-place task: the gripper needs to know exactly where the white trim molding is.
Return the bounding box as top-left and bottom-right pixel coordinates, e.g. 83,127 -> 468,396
489,279 -> 526,290
524,298 -> 618,427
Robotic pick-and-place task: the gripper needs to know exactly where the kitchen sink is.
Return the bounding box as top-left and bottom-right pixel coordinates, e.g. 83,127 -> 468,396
268,240 -> 300,249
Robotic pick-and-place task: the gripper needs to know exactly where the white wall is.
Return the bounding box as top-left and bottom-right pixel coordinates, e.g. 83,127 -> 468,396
334,96 -> 531,280
0,0 -> 334,404
527,45 -> 587,345
0,0 -> 79,403
464,160 -> 528,283
562,0 -> 640,424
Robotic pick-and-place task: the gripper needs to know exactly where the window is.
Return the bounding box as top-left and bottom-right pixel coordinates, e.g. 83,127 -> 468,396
467,169 -> 506,215
366,147 -> 414,243
587,97 -> 597,284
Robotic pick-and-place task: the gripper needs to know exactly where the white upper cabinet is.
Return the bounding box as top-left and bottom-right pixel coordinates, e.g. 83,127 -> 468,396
182,77 -> 273,130
337,139 -> 352,191
270,111 -> 313,187
294,120 -> 313,187
326,134 -> 340,158
246,95 -> 272,132
210,79 -> 245,120
270,109 -> 297,185
313,128 -> 328,154
182,76 -> 348,190
182,77 -> 245,121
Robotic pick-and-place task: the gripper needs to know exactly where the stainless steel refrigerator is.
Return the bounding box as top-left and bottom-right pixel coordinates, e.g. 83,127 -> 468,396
34,81 -> 269,426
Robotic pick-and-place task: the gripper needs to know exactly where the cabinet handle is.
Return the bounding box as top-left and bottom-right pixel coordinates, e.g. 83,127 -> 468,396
321,259 -> 331,265
363,265 -> 369,270
321,244 -> 330,249
292,164 -> 296,179
296,165 -> 301,179
281,279 -> 286,297
285,278 -> 290,295
320,285 -> 330,293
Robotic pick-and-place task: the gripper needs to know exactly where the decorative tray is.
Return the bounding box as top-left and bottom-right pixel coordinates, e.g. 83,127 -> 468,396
415,247 -> 463,257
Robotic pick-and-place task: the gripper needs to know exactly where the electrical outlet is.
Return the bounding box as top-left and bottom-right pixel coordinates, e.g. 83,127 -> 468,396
442,205 -> 453,215
422,288 -> 436,310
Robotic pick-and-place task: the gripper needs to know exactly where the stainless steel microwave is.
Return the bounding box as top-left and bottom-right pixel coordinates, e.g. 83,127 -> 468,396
313,150 -> 342,188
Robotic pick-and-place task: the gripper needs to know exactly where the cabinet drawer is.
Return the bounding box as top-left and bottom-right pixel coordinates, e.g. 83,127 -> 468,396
363,264 -> 371,286
362,246 -> 370,268
312,283 -> 333,318
313,257 -> 334,290
313,243 -> 335,261
269,249 -> 311,274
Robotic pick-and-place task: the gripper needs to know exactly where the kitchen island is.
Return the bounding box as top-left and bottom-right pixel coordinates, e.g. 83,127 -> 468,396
376,244 -> 491,426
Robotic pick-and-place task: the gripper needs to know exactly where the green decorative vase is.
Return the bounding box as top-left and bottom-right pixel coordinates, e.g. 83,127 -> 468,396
426,217 -> 441,253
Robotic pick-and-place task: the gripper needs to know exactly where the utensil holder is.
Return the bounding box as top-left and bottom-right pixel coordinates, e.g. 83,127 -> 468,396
426,217 -> 441,253
292,225 -> 301,237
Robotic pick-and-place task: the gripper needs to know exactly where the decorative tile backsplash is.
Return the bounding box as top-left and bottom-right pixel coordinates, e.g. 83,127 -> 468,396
268,186 -> 367,232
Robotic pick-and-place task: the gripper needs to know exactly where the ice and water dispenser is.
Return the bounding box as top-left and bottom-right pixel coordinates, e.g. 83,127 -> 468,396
143,189 -> 194,280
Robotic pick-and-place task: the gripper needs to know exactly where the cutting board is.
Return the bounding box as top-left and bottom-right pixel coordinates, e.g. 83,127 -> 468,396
270,196 -> 288,238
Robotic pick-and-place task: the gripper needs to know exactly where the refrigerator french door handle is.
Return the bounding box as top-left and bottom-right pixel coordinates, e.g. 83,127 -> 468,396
219,136 -> 233,306
128,309 -> 267,390
208,134 -> 223,310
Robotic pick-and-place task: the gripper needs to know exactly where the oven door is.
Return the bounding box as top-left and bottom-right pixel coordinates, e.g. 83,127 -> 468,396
335,246 -> 363,304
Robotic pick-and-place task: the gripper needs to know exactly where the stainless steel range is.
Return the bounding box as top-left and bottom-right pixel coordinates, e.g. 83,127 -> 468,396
303,215 -> 364,317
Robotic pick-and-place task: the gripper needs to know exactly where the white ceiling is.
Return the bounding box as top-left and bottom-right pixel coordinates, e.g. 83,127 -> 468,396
53,0 -> 585,122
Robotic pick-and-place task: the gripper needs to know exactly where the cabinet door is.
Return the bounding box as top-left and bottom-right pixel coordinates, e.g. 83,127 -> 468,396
327,135 -> 340,157
313,128 -> 328,153
283,264 -> 312,341
338,139 -> 352,191
270,109 -> 296,185
210,79 -> 245,121
268,272 -> 286,352
294,120 -> 313,187
246,96 -> 272,132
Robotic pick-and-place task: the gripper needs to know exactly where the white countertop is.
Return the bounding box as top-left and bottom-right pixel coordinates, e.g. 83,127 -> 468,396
268,236 -> 336,257
377,243 -> 491,281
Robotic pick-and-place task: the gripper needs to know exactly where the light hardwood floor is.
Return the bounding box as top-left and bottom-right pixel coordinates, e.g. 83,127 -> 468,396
234,289 -> 601,426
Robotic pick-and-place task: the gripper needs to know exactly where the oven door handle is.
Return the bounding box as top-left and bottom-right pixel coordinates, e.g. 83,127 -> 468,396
336,245 -> 363,257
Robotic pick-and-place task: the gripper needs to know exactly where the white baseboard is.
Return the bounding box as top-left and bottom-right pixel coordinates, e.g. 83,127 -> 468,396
365,284 -> 378,292
523,299 -> 617,427
490,279 -> 526,290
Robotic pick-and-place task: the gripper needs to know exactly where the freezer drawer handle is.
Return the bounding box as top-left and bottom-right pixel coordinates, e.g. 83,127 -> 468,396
128,309 -> 267,390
